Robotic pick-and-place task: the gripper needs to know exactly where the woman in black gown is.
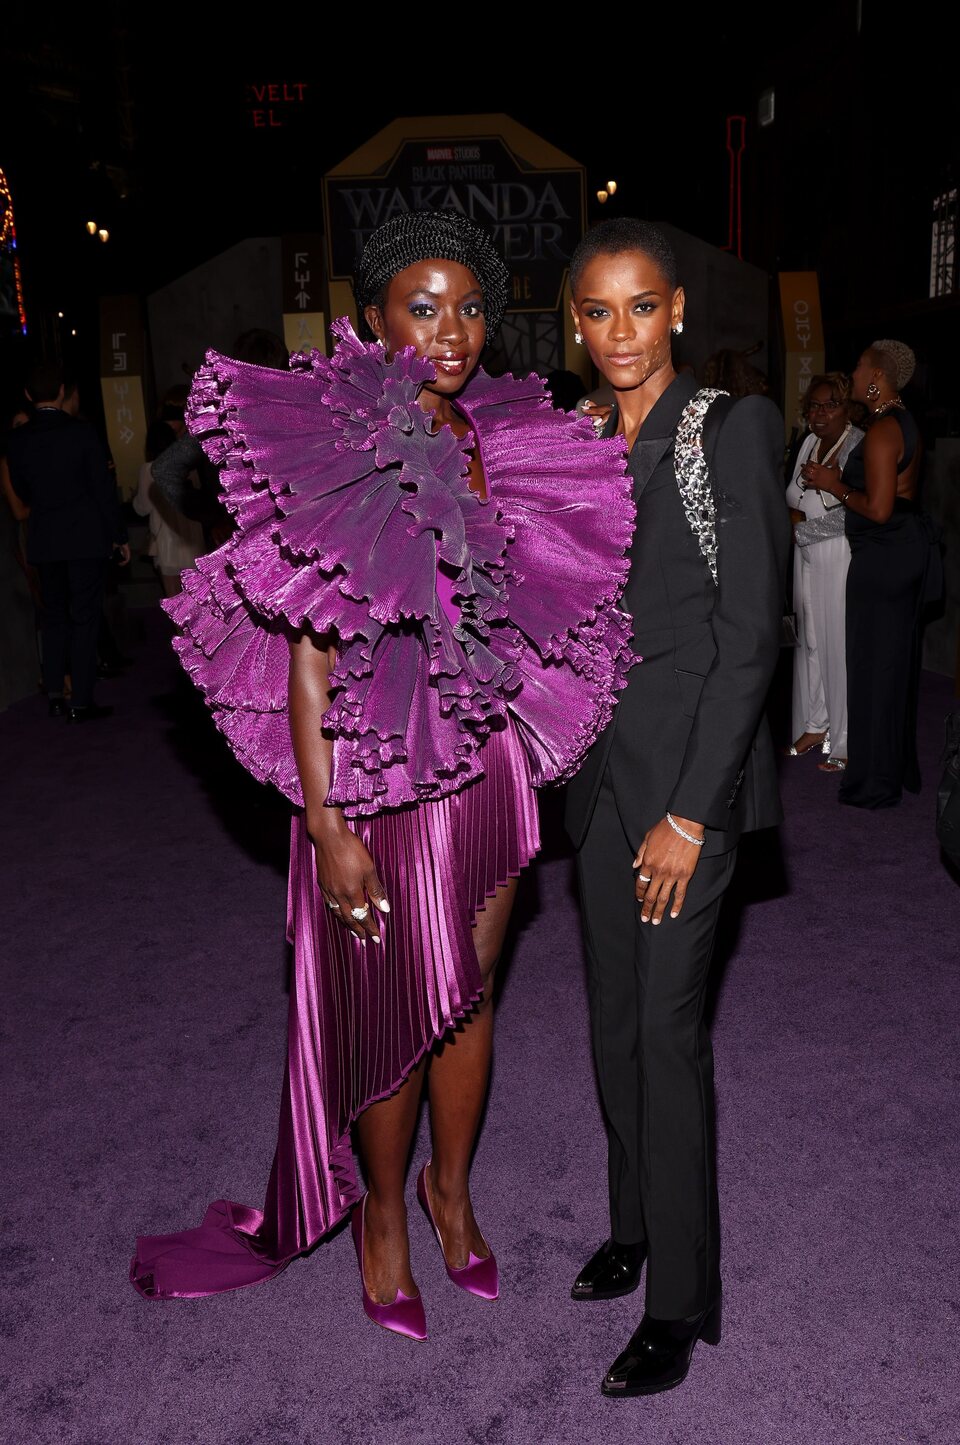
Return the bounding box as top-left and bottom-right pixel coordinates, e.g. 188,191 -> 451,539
801,338 -> 938,808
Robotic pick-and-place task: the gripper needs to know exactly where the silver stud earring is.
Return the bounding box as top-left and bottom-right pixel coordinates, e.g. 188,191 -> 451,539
866,381 -> 880,401
574,331 -> 583,345
672,320 -> 684,335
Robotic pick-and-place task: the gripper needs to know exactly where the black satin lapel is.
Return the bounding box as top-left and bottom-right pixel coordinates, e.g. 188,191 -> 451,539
629,433 -> 675,500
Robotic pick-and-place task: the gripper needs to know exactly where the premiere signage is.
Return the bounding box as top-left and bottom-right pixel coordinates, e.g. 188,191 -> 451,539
325,124 -> 584,318
281,233 -> 326,358
99,295 -> 148,500
779,272 -> 825,438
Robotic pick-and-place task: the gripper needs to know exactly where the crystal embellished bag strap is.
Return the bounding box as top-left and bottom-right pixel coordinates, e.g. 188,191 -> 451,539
674,387 -> 732,587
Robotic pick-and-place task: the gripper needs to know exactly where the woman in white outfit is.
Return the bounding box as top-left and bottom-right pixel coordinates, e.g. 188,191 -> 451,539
784,374 -> 863,772
134,420 -> 205,598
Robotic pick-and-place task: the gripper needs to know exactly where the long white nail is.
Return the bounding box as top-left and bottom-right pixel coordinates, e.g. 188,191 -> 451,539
376,898 -> 390,913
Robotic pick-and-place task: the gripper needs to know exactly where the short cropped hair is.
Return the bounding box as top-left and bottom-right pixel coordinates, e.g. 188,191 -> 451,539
868,339 -> 916,391
25,360 -> 64,404
569,218 -> 678,293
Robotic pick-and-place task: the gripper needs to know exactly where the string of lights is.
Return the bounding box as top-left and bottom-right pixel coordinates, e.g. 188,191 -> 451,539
0,164 -> 28,335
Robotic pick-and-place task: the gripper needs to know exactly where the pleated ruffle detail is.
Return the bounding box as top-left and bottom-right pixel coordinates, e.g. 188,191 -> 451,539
163,320 -> 635,817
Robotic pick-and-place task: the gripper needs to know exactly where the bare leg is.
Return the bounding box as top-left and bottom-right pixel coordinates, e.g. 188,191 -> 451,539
353,876 -> 518,1299
354,1059 -> 426,1303
425,877 -> 518,1267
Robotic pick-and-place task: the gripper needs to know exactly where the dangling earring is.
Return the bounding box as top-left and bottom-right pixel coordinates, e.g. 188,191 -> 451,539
866,381 -> 880,401
672,320 -> 684,335
376,337 -> 386,349
574,332 -> 583,345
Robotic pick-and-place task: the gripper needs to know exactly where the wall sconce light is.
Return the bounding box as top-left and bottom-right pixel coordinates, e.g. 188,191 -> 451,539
606,180 -> 617,196
98,228 -> 109,243
86,221 -> 98,234
596,189 -> 609,204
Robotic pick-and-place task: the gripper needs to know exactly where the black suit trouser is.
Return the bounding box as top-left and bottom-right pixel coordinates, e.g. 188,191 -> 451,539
38,559 -> 106,709
576,766 -> 735,1318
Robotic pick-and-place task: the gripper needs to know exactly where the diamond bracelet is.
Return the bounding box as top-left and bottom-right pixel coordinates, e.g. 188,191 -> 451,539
666,812 -> 705,846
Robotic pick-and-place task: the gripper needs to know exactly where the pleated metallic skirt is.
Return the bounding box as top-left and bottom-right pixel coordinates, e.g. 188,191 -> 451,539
130,720 -> 540,1298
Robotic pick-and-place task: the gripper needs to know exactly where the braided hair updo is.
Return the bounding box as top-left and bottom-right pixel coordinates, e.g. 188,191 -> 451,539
354,209 -> 510,341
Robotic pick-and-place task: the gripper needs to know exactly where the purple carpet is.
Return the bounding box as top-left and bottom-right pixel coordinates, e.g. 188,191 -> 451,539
3,611 -> 958,1444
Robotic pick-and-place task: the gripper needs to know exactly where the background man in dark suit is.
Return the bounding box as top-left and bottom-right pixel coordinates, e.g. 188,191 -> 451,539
6,361 -> 129,721
565,219 -> 790,1397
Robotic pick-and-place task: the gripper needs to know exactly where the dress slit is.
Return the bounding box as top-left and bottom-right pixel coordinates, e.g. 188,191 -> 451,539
130,721 -> 539,1299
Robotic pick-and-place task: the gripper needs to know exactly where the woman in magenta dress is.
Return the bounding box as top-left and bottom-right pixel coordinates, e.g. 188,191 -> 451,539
130,210 -> 634,1338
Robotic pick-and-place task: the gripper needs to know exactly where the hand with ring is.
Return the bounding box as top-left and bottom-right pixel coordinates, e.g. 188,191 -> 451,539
309,819 -> 391,946
632,814 -> 705,923
800,460 -> 841,497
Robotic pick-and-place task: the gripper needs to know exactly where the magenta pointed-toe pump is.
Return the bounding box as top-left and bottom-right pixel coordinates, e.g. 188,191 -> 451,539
416,1162 -> 499,1301
351,1195 -> 427,1341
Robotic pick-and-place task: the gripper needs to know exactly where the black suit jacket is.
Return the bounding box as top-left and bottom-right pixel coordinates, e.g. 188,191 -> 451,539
565,373 -> 790,858
6,409 -> 123,564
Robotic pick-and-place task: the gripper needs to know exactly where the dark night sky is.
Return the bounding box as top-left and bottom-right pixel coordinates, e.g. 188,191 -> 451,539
1,8 -> 956,409
1,31 -> 767,286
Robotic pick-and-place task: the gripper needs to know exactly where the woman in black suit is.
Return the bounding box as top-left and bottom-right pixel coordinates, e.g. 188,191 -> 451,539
565,218 -> 790,1397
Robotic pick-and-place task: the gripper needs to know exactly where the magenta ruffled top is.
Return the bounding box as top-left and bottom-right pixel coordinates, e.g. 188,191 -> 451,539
164,319 -> 635,817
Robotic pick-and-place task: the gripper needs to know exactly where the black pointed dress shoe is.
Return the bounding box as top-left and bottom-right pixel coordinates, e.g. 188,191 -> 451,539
48,696 -> 67,718
600,1301 -> 722,1397
66,702 -> 114,723
571,1239 -> 646,1301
